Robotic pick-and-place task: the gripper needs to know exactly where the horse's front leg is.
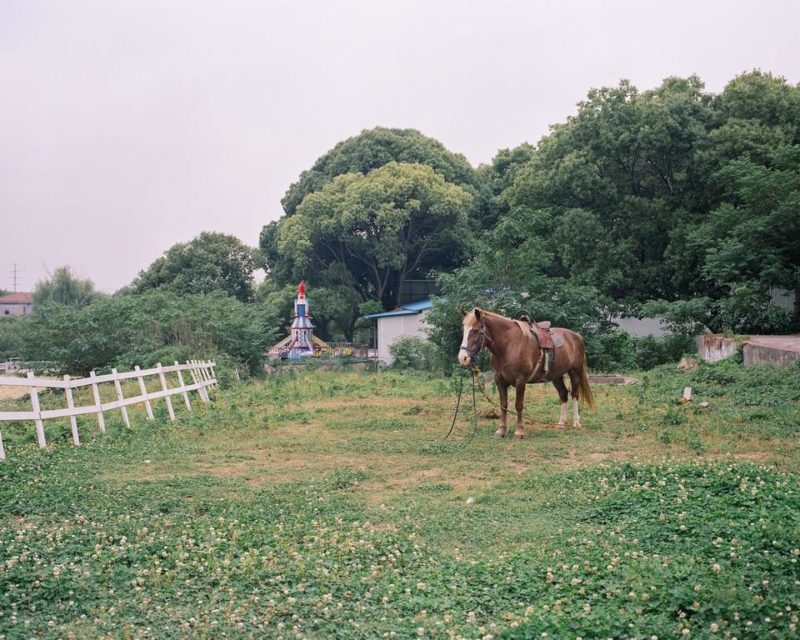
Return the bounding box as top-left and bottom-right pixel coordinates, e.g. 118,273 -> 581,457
514,382 -> 526,439
494,376 -> 509,438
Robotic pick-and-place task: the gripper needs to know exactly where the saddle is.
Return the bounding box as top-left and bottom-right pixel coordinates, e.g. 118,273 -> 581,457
517,315 -> 556,376
517,315 -> 555,349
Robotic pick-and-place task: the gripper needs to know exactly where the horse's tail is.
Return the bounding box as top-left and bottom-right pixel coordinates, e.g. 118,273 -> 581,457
579,354 -> 596,410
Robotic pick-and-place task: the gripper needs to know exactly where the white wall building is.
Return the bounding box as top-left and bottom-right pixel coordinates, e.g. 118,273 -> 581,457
0,292 -> 33,317
364,299 -> 432,364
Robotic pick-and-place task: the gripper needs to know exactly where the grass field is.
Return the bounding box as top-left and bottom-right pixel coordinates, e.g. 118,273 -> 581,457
1,360 -> 799,639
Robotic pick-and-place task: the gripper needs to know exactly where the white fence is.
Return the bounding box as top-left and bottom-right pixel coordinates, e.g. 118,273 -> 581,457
0,360 -> 216,460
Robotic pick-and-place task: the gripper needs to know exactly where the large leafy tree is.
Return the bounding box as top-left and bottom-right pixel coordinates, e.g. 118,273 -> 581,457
132,232 -> 257,302
694,147 -> 800,319
504,76 -> 711,301
274,162 -> 474,311
280,127 -> 483,216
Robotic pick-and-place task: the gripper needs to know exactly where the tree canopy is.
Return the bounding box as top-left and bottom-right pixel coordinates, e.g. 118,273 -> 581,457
132,232 -> 257,302
33,266 -> 101,308
272,162 -> 474,312
280,127 -> 484,217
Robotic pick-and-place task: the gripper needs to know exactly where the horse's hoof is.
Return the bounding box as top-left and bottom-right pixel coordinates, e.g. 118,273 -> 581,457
573,422 -> 582,429
493,430 -> 506,439
514,432 -> 524,440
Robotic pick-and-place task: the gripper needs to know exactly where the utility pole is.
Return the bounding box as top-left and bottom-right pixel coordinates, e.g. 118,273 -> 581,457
12,263 -> 18,292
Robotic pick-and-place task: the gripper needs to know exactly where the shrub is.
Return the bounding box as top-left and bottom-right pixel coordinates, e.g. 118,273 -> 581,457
389,336 -> 437,372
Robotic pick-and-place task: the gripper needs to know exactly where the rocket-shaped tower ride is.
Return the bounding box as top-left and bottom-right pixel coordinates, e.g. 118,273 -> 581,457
288,280 -> 315,358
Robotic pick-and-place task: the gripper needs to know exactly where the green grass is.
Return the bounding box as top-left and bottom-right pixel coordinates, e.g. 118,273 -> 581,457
1,363 -> 799,639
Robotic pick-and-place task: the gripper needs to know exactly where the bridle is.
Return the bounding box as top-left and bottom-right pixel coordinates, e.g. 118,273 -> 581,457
461,315 -> 490,362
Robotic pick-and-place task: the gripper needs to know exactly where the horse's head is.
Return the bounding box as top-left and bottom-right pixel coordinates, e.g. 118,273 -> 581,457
458,308 -> 486,366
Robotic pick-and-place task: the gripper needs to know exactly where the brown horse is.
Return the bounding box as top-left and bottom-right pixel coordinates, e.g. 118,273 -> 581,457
457,308 -> 595,438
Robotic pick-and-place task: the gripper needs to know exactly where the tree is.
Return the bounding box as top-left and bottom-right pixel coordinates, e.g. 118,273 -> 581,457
33,266 -> 101,308
694,147 -> 800,319
274,162 -> 475,310
503,76 -> 711,301
132,232 -> 257,302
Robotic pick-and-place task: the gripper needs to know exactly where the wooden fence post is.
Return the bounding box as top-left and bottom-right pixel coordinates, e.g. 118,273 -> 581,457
199,361 -> 212,391
175,361 -> 192,411
112,368 -> 130,428
64,375 -> 80,446
0,429 -> 5,460
28,372 -> 46,448
157,363 -> 175,421
90,370 -> 106,433
135,366 -> 154,420
199,360 -> 211,400
189,360 -> 208,402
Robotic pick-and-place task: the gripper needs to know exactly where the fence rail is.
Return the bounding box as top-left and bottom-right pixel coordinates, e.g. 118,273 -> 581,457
0,360 -> 216,460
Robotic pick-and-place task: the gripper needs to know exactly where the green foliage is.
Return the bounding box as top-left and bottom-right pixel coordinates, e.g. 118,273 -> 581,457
32,266 -> 101,308
132,232 -> 257,302
274,162 -> 475,311
0,316 -> 25,360
1,369 -> 799,638
388,335 -> 437,372
16,290 -> 279,375
280,127 -> 483,216
256,72 -> 800,351
633,334 -> 696,370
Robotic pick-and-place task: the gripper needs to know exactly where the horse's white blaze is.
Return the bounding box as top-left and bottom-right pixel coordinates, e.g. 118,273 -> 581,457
559,401 -> 568,425
457,313 -> 479,366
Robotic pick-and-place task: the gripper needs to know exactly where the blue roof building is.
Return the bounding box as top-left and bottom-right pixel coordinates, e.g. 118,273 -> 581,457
364,298 -> 434,364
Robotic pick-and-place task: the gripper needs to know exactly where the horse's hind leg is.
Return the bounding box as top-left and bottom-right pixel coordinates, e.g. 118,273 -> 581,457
567,370 -> 582,428
494,376 -> 509,439
514,382 -> 526,439
553,377 -> 570,427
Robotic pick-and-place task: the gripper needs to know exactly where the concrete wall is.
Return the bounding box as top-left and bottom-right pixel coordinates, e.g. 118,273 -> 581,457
696,334 -> 738,362
1,303 -> 32,317
612,316 -> 668,338
743,343 -> 800,367
376,311 -> 429,364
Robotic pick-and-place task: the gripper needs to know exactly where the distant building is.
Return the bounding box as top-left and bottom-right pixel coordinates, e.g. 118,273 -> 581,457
0,292 -> 33,317
364,299 -> 433,364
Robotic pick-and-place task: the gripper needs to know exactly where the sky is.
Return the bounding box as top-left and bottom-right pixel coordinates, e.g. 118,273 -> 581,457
1,0 -> 798,294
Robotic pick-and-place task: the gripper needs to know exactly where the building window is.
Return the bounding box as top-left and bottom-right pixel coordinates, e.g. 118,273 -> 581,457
3,310 -> 8,315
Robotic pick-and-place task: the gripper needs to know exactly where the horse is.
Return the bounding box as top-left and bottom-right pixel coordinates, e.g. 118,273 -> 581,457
457,308 -> 595,439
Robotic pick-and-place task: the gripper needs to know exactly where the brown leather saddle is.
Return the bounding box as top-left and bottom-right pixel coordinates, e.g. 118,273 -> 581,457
517,315 -> 556,375
517,315 -> 554,349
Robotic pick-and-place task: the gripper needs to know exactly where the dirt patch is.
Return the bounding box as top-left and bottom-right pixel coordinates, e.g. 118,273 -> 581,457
0,383 -> 45,401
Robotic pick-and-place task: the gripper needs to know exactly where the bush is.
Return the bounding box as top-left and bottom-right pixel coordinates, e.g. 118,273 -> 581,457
15,291 -> 281,376
633,334 -> 696,370
389,336 -> 437,372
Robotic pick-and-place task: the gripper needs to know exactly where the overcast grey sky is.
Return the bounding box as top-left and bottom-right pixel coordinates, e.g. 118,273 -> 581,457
1,0 -> 798,293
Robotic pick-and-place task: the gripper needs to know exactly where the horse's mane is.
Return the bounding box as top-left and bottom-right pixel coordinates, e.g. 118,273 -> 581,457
475,308 -> 514,322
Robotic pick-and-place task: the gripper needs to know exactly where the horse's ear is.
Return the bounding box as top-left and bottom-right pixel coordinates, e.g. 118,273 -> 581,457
460,309 -> 467,317
474,308 -> 481,321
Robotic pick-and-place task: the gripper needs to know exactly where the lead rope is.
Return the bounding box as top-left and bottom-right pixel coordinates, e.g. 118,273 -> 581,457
444,366 -> 481,442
